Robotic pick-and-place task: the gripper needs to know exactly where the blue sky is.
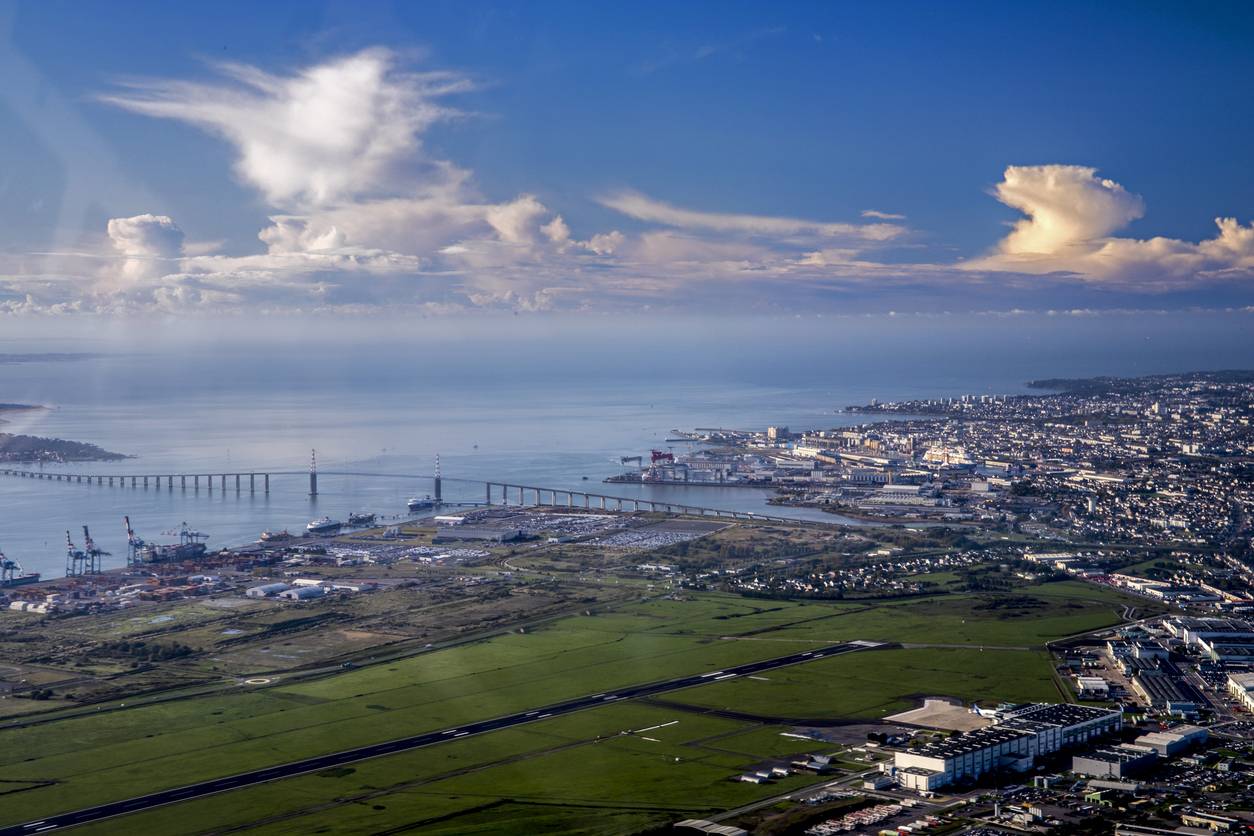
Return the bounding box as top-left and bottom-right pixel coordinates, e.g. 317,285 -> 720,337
2,0 -> 1253,315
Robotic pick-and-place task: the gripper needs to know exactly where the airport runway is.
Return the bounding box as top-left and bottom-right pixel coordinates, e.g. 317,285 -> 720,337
2,640 -> 880,834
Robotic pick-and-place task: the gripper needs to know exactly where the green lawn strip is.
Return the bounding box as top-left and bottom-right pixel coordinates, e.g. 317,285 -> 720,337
249,797 -> 665,836
3,716 -> 605,830
666,647 -> 1058,720
758,590 -> 1126,647
67,787 -> 486,836
1026,580 -> 1145,607
586,594 -> 866,639
0,621 -> 789,771
694,725 -> 832,759
60,704 -> 765,836
0,626 -> 802,824
387,803 -> 664,836
0,587 -> 1135,829
418,731 -> 808,811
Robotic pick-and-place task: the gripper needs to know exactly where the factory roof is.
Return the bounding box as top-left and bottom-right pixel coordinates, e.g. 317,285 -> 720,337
1132,671 -> 1192,705
1075,747 -> 1156,764
1229,672 -> 1254,690
913,725 -> 1035,758
1136,731 -> 1201,750
1000,703 -> 1121,727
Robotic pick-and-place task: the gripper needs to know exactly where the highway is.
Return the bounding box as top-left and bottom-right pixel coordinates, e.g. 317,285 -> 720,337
2,640 -> 881,834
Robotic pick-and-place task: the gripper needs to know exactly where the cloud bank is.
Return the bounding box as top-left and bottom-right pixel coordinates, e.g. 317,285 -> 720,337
2,50 -> 1252,316
966,164 -> 1254,286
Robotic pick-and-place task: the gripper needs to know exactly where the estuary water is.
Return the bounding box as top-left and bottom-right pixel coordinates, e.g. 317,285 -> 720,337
1,313 -> 1250,578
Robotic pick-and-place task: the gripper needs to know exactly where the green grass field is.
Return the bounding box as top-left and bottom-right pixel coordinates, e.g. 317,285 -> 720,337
665,646 -> 1062,719
0,581 -> 1140,831
63,703 -> 819,836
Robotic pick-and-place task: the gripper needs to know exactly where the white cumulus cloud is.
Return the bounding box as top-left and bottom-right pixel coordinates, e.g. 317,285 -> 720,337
967,165 -> 1254,286
105,213 -> 184,281
101,48 -> 470,209
5,46 -> 1249,317
994,165 -> 1145,255
88,51 -> 634,311
485,195 -> 551,246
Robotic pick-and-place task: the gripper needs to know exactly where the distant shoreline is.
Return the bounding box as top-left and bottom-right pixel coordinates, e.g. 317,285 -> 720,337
0,403 -> 48,428
0,352 -> 97,365
0,432 -> 129,463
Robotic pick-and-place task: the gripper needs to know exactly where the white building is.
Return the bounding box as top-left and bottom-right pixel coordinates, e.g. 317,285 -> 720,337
1075,676 -> 1110,698
278,586 -> 325,601
1227,672 -> 1254,712
1133,725 -> 1208,756
894,704 -> 1121,792
245,582 -> 290,598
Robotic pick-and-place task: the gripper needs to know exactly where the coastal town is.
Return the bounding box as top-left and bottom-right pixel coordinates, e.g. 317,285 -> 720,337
615,371 -> 1253,553
1,370 -> 1252,836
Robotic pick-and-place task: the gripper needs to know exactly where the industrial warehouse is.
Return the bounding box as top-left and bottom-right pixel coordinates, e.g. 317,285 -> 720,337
892,703 -> 1123,791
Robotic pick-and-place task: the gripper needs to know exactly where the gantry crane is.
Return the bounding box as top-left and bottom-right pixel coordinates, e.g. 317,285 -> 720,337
65,529 -> 87,576
124,515 -> 146,567
80,525 -> 110,575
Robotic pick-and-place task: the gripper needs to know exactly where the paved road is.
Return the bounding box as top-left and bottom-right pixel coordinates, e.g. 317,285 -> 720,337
2,641 -> 881,834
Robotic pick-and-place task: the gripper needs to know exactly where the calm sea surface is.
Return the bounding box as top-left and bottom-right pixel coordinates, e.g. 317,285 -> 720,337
1,314 -> 1250,578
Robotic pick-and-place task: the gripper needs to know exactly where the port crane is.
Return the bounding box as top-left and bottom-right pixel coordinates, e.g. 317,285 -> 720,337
162,522 -> 210,549
124,516 -> 146,567
620,455 -> 643,468
1,550 -> 24,584
83,525 -> 109,574
65,530 -> 84,576
65,527 -> 107,576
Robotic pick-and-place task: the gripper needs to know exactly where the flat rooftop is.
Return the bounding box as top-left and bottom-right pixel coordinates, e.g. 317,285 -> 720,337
1077,747 -> 1155,764
913,725 -> 1034,758
1001,703 -> 1120,727
885,698 -> 992,732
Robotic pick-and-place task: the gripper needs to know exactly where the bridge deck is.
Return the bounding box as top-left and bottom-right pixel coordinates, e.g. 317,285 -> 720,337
0,468 -> 825,526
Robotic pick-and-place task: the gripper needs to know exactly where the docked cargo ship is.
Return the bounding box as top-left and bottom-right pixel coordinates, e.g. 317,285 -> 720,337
347,512 -> 376,526
127,520 -> 210,564
259,529 -> 292,543
0,551 -> 40,587
407,495 -> 435,512
136,541 -> 208,563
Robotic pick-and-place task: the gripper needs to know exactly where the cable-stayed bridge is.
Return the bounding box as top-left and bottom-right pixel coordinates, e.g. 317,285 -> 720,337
0,466 -> 811,524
